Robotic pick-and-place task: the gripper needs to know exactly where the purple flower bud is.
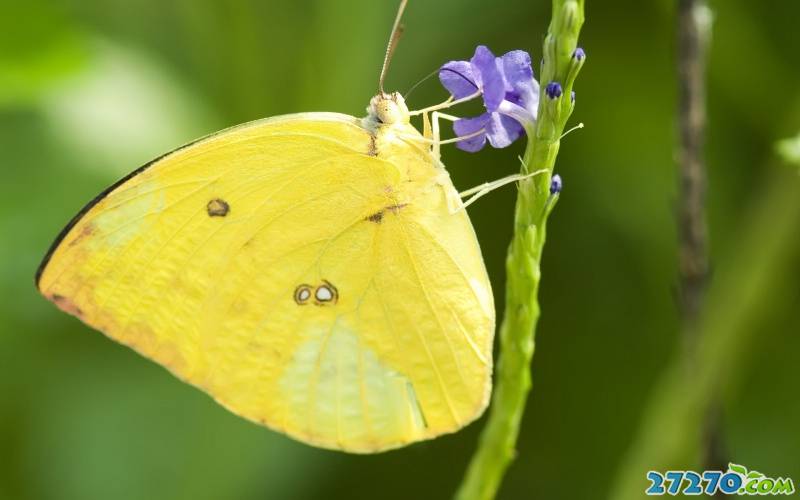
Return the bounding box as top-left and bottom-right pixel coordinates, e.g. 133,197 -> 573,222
545,81 -> 563,99
571,91 -> 576,103
550,174 -> 563,194
573,47 -> 585,61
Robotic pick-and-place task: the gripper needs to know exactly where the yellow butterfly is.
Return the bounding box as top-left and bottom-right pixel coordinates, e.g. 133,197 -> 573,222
35,2 -> 495,453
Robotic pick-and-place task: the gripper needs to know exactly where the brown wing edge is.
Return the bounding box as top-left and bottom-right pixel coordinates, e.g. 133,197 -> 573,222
34,139 -> 201,291
34,112 -> 366,291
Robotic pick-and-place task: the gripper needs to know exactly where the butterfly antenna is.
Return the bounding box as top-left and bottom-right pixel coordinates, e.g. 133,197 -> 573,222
379,0 -> 408,95
404,67 -> 439,99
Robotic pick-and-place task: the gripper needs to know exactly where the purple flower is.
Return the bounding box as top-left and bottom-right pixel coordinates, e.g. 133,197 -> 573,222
439,46 -> 540,152
550,174 -> 563,194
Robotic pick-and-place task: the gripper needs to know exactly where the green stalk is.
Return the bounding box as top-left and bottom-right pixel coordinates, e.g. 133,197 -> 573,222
455,2 -> 585,499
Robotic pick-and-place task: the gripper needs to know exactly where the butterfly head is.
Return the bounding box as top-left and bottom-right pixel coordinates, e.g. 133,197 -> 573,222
367,92 -> 410,126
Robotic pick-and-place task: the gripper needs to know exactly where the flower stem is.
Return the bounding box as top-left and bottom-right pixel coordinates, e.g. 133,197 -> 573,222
454,2 -> 585,499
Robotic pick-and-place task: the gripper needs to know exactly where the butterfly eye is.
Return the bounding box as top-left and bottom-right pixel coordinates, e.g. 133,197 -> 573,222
314,281 -> 338,305
293,284 -> 313,305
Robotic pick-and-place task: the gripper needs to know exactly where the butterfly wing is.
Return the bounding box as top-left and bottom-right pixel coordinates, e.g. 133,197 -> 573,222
37,113 -> 494,452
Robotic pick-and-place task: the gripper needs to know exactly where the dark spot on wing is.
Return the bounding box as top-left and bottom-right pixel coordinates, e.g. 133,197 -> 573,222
368,135 -> 378,156
207,198 -> 230,217
69,224 -> 95,247
365,203 -> 408,223
51,294 -> 84,318
366,210 -> 384,223
295,281 -> 339,306
314,280 -> 338,306
386,203 -> 408,213
294,284 -> 312,305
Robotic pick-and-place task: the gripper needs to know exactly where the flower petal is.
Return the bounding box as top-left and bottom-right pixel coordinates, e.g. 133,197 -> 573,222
502,50 -> 539,115
470,46 -> 505,112
453,113 -> 490,152
501,50 -> 533,90
485,112 -> 524,148
439,60 -> 478,100
496,100 -> 536,131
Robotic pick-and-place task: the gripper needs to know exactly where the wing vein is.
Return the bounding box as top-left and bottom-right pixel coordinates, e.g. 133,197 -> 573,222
394,217 -> 468,424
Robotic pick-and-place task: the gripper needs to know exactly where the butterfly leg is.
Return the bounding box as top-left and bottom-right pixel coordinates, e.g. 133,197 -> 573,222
402,112 -> 480,156
408,91 -> 480,117
422,111 -> 531,213
430,111 -> 464,160
422,111 -> 433,141
420,111 -> 440,160
429,111 -> 473,214
431,111 -> 442,160
456,169 -> 549,211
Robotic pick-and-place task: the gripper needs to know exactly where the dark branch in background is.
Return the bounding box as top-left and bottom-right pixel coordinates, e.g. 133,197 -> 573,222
677,0 -> 724,478
677,0 -> 709,322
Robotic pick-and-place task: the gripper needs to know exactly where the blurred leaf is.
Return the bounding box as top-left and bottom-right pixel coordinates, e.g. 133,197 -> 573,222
39,39 -> 219,176
0,0 -> 89,105
777,132 -> 800,166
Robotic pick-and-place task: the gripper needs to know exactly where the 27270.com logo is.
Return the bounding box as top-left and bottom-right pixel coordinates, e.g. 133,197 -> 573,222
646,463 -> 795,496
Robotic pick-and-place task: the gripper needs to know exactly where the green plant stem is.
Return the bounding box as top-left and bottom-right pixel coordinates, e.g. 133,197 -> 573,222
455,2 -> 584,499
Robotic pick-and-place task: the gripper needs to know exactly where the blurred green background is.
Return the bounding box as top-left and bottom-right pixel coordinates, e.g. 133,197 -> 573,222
1,1 -> 798,499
